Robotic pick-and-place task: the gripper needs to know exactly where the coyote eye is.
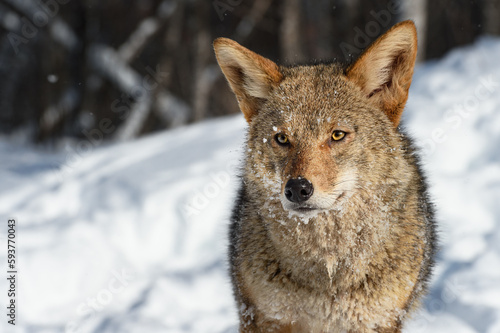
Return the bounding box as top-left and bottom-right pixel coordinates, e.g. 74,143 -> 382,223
332,130 -> 346,141
275,133 -> 289,145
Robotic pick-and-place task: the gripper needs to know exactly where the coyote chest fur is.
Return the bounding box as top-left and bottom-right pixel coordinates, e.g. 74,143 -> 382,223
214,21 -> 437,333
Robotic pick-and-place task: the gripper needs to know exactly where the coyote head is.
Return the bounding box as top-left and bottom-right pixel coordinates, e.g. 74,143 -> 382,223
214,21 -> 418,218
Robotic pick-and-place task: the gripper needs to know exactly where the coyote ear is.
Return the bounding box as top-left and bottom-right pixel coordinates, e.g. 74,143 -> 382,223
346,20 -> 417,126
214,38 -> 282,123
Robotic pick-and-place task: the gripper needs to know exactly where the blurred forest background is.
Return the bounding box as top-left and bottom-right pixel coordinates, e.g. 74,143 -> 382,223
0,0 -> 498,144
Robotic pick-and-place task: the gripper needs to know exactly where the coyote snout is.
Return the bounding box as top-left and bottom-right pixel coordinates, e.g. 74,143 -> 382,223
284,178 -> 314,203
282,177 -> 320,214
280,167 -> 358,215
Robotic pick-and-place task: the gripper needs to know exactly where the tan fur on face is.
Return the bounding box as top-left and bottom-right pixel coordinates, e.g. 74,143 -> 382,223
216,20 -> 437,333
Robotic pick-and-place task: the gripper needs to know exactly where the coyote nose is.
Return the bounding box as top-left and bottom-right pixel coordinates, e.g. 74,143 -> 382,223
284,178 -> 314,203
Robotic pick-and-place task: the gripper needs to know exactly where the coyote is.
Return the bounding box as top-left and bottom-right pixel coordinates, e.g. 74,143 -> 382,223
214,20 -> 437,333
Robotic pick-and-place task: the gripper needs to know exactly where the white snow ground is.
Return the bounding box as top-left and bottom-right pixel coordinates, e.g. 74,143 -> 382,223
1,37 -> 500,333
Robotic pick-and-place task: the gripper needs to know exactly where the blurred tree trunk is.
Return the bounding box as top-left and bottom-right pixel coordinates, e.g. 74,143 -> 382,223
482,0 -> 500,35
192,0 -> 212,122
280,0 -> 306,64
425,0 -> 482,59
401,0 -> 427,62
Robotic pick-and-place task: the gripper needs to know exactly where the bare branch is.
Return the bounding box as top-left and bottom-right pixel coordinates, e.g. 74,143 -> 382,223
88,44 -> 190,140
3,0 -> 79,51
117,1 -> 178,63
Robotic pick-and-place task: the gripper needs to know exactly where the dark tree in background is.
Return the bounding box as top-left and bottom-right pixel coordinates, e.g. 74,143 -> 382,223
425,0 -> 482,59
0,0 -> 496,144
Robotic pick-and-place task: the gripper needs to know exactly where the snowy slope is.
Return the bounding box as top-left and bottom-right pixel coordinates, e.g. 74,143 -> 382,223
1,37 -> 500,333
